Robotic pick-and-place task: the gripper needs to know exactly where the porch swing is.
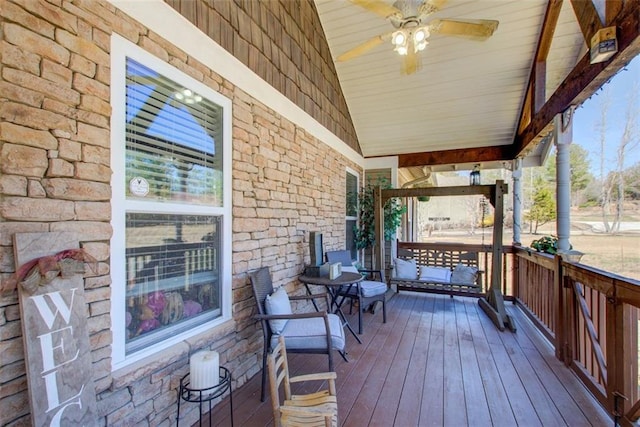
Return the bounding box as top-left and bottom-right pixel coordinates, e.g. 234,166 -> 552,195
372,180 -> 516,332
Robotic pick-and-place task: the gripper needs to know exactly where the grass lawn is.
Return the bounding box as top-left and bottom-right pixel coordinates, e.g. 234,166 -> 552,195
417,228 -> 640,281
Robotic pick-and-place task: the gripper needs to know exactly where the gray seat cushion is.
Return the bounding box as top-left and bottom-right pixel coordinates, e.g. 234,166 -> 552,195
270,313 -> 345,351
339,280 -> 387,298
360,280 -> 387,297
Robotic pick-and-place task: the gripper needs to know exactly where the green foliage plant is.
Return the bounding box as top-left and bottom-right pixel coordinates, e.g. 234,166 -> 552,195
530,235 -> 572,255
525,180 -> 556,233
354,177 -> 407,251
531,235 -> 559,254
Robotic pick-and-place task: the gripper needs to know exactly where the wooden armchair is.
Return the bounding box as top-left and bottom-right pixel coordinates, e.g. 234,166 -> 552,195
268,335 -> 338,427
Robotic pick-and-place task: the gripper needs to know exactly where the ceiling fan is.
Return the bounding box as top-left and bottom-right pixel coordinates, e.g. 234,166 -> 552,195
336,0 -> 499,74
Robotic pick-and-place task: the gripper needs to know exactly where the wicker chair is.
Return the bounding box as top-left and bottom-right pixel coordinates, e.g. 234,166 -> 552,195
268,335 -> 338,427
325,250 -> 387,334
249,267 -> 347,402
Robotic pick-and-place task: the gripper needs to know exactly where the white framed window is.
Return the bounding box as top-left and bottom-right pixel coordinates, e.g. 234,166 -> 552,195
110,35 -> 232,369
345,168 -> 359,262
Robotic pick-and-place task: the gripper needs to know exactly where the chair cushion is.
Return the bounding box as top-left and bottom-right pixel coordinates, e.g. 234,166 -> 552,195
393,258 -> 417,279
360,280 -> 387,297
419,266 -> 451,283
450,263 -> 478,285
265,286 -> 292,334
271,313 -> 345,352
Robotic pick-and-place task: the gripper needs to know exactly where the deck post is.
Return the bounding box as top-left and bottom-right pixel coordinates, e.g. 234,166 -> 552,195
373,186 -> 384,280
478,181 -> 516,332
607,294 -> 636,422
554,108 -> 573,252
554,254 -> 566,361
512,158 -> 523,246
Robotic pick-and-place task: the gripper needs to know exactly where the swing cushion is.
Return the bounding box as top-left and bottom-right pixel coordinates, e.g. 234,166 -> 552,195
393,258 -> 418,280
419,266 -> 451,283
450,263 -> 479,285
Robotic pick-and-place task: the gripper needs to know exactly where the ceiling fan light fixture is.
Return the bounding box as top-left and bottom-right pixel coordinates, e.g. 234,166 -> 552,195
414,40 -> 428,52
392,30 -> 407,46
413,27 -> 429,43
396,44 -> 409,55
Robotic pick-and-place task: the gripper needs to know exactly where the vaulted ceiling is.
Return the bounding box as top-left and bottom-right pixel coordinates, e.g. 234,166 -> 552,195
315,0 -> 640,172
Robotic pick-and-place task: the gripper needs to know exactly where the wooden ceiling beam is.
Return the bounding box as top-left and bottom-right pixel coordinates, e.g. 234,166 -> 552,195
513,4 -> 640,157
516,0 -> 564,135
397,145 -> 512,168
570,0 -> 603,42
604,0 -> 623,23
605,0 -> 623,24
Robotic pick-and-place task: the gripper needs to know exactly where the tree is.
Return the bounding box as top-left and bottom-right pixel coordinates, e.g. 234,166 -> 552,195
353,177 -> 406,267
594,84 -> 639,233
569,145 -> 593,201
525,180 -> 556,234
596,88 -> 612,232
543,144 -> 593,206
622,162 -> 640,200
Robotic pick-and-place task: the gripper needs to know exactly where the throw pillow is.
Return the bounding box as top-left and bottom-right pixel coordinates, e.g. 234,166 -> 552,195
450,264 -> 478,285
419,266 -> 451,283
393,258 -> 418,279
265,286 -> 292,334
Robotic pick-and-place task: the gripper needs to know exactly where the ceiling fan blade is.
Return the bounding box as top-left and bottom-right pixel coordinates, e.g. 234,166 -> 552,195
401,49 -> 421,75
429,19 -> 499,40
349,0 -> 403,19
419,0 -> 449,17
336,35 -> 387,62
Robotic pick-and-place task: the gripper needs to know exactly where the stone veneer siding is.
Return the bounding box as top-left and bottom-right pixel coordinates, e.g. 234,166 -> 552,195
0,1 -> 360,425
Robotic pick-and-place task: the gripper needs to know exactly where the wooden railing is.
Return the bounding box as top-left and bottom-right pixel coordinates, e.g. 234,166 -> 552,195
512,246 -> 640,427
395,241 -> 639,425
513,249 -> 558,342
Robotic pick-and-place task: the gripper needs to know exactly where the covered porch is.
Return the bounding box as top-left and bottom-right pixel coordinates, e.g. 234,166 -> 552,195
200,240 -> 638,426
208,291 -> 612,426
2,1 -> 640,426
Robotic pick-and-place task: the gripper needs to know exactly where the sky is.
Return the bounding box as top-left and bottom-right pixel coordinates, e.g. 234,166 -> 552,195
572,54 -> 640,175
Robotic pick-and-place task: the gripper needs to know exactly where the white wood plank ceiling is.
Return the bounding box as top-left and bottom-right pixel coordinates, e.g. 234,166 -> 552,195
314,0 -> 586,162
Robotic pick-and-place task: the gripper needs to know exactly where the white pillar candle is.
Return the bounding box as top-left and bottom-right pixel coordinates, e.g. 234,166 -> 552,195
189,351 -> 219,390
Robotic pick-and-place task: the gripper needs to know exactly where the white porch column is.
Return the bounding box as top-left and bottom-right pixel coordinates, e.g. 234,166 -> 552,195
553,108 -> 574,252
512,158 -> 523,245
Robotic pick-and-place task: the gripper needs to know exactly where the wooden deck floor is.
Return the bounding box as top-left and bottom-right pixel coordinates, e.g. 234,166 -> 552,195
205,292 -> 611,426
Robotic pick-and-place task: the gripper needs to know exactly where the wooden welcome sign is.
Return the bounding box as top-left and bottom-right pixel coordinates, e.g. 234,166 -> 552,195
14,232 -> 98,426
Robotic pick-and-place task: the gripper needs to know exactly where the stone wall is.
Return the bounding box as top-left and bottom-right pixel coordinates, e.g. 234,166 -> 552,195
0,1 -> 360,425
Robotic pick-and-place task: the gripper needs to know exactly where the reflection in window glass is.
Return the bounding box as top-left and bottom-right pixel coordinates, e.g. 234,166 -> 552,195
126,58 -> 223,206
125,214 -> 221,354
346,172 -> 358,218
346,171 -> 359,260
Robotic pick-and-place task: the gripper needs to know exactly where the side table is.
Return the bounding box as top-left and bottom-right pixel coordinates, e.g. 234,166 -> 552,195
176,366 -> 233,427
299,272 -> 364,344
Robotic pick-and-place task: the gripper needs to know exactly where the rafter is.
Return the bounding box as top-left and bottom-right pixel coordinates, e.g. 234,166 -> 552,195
397,145 -> 512,168
570,0 -> 603,42
516,0 -> 564,135
513,4 -> 640,157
